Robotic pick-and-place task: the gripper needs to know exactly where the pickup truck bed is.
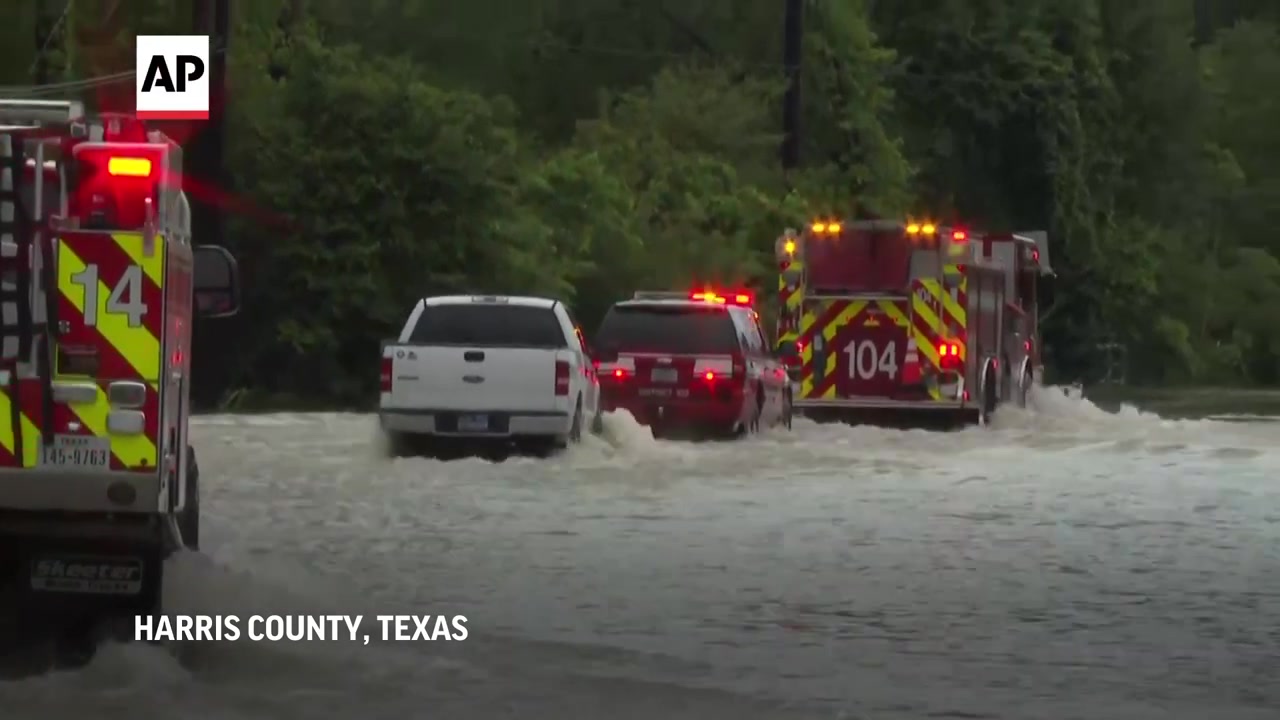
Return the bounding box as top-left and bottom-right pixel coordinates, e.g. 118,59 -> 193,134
377,295 -> 599,453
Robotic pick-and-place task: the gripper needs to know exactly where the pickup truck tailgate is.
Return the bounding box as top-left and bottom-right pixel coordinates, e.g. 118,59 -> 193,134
387,346 -> 565,412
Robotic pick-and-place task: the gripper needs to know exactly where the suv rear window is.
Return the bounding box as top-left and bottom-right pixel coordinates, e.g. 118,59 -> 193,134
595,304 -> 740,354
409,303 -> 567,348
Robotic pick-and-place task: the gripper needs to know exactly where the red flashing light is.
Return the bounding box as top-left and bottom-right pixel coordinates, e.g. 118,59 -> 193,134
952,230 -> 967,241
72,146 -> 164,230
703,371 -> 716,381
613,368 -> 626,379
939,342 -> 963,370
691,291 -> 753,306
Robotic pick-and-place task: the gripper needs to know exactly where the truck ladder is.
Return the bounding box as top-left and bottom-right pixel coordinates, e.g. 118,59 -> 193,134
0,128 -> 57,456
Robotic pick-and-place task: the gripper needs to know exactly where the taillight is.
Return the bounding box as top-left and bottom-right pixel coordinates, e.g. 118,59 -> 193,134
555,360 -> 570,396
380,357 -> 393,392
612,368 -> 627,379
703,371 -> 716,381
939,342 -> 963,370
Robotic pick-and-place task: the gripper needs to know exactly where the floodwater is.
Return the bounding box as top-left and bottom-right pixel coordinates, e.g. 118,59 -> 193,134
5,386 -> 1279,719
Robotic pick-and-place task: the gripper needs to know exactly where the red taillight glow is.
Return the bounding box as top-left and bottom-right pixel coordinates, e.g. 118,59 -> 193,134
555,360 -> 570,396
380,357 -> 393,392
613,368 -> 626,378
703,371 -> 715,381
952,230 -> 967,241
939,342 -> 963,369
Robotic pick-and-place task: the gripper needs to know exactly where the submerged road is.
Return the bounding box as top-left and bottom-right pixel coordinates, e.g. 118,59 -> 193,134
6,388 -> 1280,719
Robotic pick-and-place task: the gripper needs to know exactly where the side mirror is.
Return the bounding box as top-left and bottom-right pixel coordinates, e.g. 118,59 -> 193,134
592,346 -> 619,364
194,244 -> 241,318
776,340 -> 798,358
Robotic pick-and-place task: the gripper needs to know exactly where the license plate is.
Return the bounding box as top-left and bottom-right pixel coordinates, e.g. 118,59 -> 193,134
38,434 -> 110,470
30,556 -> 143,595
650,368 -> 678,383
457,414 -> 489,432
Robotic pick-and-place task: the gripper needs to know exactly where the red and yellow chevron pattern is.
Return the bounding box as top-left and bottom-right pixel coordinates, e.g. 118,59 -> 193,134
796,298 -> 912,399
0,231 -> 165,471
775,259 -> 805,350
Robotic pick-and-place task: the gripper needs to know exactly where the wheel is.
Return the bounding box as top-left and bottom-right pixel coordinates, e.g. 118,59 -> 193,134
751,383 -> 765,432
557,397 -> 583,448
570,397 -> 583,442
979,367 -> 998,426
383,430 -> 414,457
782,390 -> 793,430
179,446 -> 200,551
1018,368 -> 1034,408
590,409 -> 605,435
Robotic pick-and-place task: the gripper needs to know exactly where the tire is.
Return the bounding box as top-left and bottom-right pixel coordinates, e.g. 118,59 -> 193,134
179,446 -> 200,551
570,398 -> 583,442
782,390 -> 793,430
1018,368 -> 1034,408
557,398 -> 583,448
752,383 -> 765,432
383,430 -> 413,458
979,367 -> 998,426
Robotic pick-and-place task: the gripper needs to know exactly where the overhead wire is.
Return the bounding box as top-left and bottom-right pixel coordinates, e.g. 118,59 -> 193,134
0,27 -> 1043,100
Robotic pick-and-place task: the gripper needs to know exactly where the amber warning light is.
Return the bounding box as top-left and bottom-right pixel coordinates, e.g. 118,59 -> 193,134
691,291 -> 752,306
107,157 -> 153,177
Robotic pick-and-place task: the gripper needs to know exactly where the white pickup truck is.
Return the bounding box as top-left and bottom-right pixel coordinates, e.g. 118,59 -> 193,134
378,295 -> 601,456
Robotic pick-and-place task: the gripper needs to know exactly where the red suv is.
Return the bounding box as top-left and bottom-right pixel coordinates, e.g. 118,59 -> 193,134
591,290 -> 792,439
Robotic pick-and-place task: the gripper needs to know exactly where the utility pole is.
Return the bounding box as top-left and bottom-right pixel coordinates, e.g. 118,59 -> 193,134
189,0 -> 230,249
781,0 -> 803,170
210,0 -> 230,249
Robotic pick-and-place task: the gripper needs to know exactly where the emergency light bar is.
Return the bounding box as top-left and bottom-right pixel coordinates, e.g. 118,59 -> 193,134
691,291 -> 753,306
0,99 -> 84,127
631,291 -> 689,301
631,290 -> 754,306
809,221 -> 843,234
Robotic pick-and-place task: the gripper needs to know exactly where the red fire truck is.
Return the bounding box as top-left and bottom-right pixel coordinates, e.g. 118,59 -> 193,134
773,218 -> 1052,426
0,99 -> 240,665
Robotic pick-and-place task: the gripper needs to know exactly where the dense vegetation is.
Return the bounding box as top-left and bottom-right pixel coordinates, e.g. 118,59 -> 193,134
2,0 -> 1279,408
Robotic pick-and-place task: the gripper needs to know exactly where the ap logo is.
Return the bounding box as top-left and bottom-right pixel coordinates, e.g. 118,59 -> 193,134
136,35 -> 210,120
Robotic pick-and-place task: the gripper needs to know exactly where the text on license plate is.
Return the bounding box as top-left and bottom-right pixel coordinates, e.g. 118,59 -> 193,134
457,414 -> 489,432
38,434 -> 111,469
650,368 -> 678,383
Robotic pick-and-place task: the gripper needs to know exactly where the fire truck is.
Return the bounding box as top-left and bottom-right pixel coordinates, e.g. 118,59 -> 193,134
773,218 -> 1052,426
0,99 -> 240,664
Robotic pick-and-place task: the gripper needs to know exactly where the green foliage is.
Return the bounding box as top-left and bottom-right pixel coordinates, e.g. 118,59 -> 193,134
4,0 -> 1280,406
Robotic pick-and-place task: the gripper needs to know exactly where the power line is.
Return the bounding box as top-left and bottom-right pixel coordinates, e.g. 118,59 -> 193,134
0,32 -> 1077,100
0,44 -> 230,98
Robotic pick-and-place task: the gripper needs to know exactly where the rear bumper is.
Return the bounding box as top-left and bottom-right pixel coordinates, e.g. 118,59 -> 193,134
795,398 -> 966,410
379,408 -> 571,438
0,469 -> 162,515
601,396 -> 744,428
